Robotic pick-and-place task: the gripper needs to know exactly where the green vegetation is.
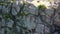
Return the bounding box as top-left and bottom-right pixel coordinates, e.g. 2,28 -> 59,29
38,5 -> 46,11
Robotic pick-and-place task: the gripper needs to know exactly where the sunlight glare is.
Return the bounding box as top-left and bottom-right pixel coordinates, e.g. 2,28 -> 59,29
31,0 -> 51,8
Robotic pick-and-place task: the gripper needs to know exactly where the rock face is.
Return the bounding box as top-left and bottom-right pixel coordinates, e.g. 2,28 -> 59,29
54,2 -> 60,26
0,0 -> 59,34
